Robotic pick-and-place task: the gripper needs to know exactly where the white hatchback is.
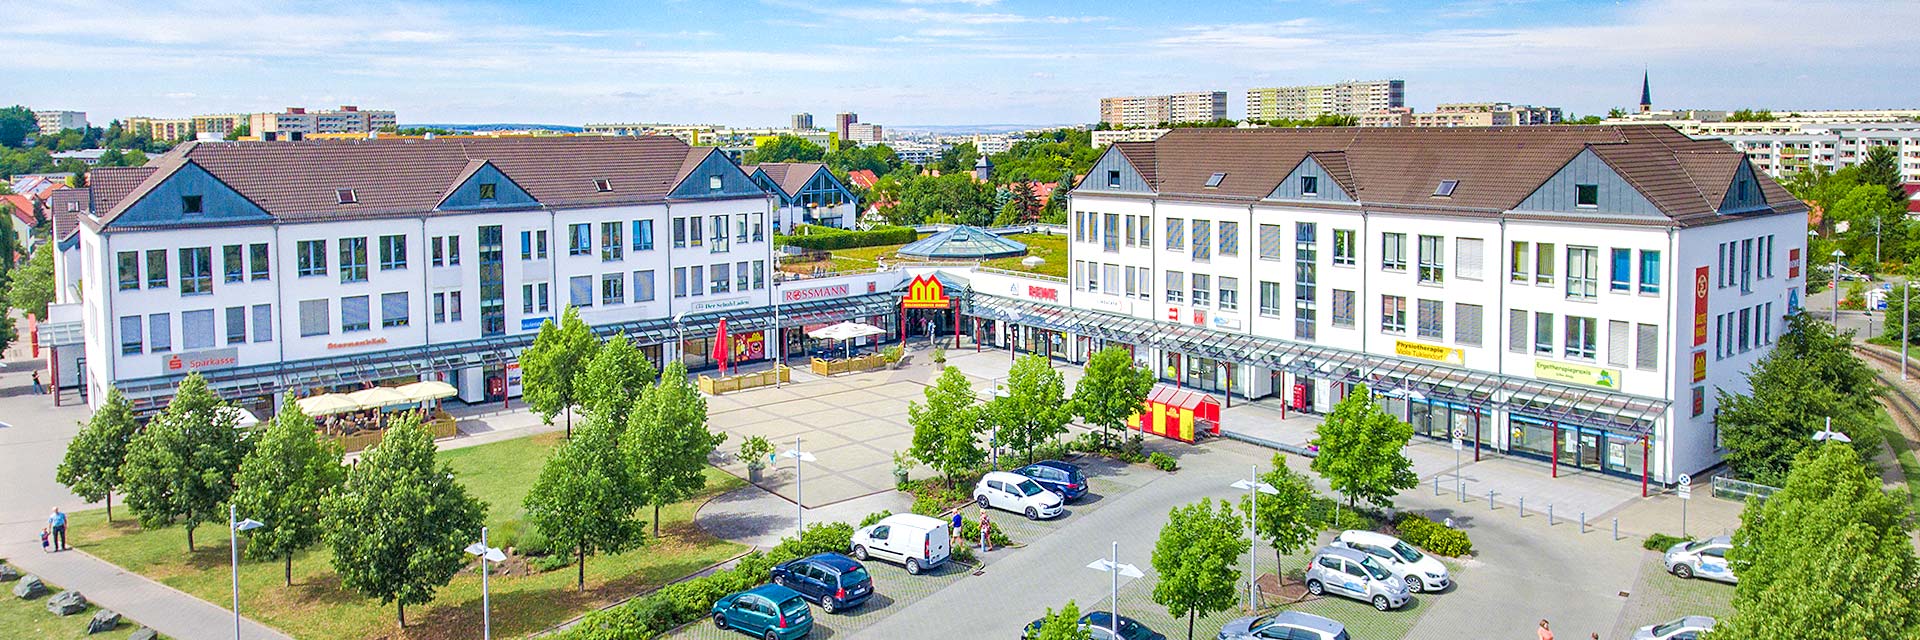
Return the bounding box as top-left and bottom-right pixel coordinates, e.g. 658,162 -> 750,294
1331,530 -> 1453,593
973,471 -> 1064,520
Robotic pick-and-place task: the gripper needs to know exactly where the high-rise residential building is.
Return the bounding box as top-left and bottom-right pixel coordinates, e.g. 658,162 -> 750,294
847,122 -> 883,143
249,106 -> 398,140
126,116 -> 195,141
1360,103 -> 1563,128
192,114 -> 248,137
1246,80 -> 1405,121
33,110 -> 88,134
1707,122 -> 1920,182
791,113 -> 814,131
1098,91 -> 1227,128
835,113 -> 858,141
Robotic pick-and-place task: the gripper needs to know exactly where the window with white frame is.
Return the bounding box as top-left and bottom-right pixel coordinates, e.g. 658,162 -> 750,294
1566,246 -> 1598,299
1380,295 -> 1406,333
1333,229 -> 1356,266
1456,238 -> 1483,280
1454,303 -> 1482,346
1417,235 -> 1444,284
1259,281 -> 1283,317
1331,289 -> 1355,328
1166,271 -> 1184,303
1416,299 -> 1443,339
1381,233 -> 1406,271
1564,315 -> 1597,360
1191,273 -> 1210,307
1219,277 -> 1239,312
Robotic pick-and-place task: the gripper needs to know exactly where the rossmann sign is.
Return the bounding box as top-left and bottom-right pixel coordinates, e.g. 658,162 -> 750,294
784,284 -> 850,302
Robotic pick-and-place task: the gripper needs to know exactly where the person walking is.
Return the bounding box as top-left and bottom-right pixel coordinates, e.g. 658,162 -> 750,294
1536,620 -> 1554,640
32,371 -> 45,395
48,508 -> 68,551
979,511 -> 993,552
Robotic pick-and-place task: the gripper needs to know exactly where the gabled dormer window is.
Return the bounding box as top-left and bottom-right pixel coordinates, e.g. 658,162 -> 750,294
709,175 -> 723,191
478,183 -> 497,201
595,178 -> 613,192
1434,180 -> 1458,197
336,188 -> 357,205
181,195 -> 203,214
66,202 -> 78,212
1205,172 -> 1226,188
1107,170 -> 1120,188
1575,183 -> 1599,208
1301,176 -> 1319,197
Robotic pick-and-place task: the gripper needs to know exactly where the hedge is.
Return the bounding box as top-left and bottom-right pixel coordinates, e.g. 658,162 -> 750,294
1643,533 -> 1694,552
775,225 -> 917,251
554,521 -> 856,640
1393,513 -> 1473,557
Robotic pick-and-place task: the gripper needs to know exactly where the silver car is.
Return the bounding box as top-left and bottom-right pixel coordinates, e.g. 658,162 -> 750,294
1663,535 -> 1737,584
1630,615 -> 1715,640
1303,546 -> 1410,611
1218,610 -> 1350,640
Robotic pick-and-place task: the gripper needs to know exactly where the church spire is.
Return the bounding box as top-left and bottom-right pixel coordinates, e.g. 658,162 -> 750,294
1639,70 -> 1652,113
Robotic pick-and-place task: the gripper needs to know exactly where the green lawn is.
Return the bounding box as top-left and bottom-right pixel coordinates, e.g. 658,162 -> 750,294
788,231 -> 1070,279
68,432 -> 746,640
0,570 -> 148,638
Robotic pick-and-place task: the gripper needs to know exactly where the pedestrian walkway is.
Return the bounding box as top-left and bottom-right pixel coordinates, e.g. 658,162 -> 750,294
0,539 -> 291,640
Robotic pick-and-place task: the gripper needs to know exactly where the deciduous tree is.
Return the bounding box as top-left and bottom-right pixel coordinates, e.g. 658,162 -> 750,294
9,242 -> 55,319
1032,600 -> 1092,640
744,135 -> 826,164
526,414 -> 646,590
522,306 -> 598,436
908,366 -> 985,485
323,416 -> 486,628
1717,312 -> 1880,485
119,373 -> 249,550
1150,498 -> 1248,640
1072,346 -> 1154,449
232,396 -> 345,585
624,361 -> 726,537
989,353 -> 1073,464
1245,453 -> 1323,572
576,331 -> 656,428
56,389 -> 138,522
1309,384 -> 1417,510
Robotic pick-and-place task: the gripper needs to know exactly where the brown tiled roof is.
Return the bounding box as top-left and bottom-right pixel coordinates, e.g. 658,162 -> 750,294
85,167 -> 157,227
93,136 -> 729,227
745,162 -> 828,198
49,188 -> 86,241
1096,125 -> 1804,227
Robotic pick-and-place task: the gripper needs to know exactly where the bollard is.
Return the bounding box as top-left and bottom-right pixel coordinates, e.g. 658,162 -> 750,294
1612,518 -> 1619,541
1434,475 -> 1441,496
1458,478 -> 1466,503
1488,490 -> 1495,510
1519,496 -> 1525,518
1581,511 -> 1587,534
1549,504 -> 1554,526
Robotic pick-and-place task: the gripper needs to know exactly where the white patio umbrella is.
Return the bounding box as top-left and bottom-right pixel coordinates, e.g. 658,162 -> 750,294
396,380 -> 458,403
808,321 -> 888,359
347,387 -> 411,410
296,394 -> 362,416
216,406 -> 260,428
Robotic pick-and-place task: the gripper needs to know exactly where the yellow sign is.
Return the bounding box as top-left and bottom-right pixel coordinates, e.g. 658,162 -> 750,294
902,274 -> 951,309
1394,340 -> 1464,365
1535,360 -> 1621,389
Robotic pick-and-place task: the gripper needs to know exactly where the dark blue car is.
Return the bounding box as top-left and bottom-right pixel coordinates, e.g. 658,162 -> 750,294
770,552 -> 873,614
1017,460 -> 1088,502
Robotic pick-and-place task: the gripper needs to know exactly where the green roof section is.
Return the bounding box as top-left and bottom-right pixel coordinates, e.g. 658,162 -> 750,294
896,225 -> 1029,260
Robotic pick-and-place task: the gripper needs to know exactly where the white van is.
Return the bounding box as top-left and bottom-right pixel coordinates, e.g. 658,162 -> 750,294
850,514 -> 951,575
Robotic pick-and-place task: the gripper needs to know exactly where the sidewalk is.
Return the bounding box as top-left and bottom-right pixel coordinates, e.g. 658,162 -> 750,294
0,539 -> 291,640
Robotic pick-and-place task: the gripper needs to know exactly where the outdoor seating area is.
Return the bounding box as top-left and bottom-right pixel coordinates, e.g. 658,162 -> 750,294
295,380 -> 460,451
803,321 -> 892,376
809,354 -> 888,376
697,365 -> 792,395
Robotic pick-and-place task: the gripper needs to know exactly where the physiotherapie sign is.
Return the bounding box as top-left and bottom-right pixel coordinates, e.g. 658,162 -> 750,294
1394,339 -> 1465,365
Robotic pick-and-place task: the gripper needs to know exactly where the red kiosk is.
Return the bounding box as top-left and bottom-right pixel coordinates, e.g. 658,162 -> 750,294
1129,385 -> 1222,443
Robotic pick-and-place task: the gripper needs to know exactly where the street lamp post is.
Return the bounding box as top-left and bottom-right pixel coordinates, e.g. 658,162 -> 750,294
1813,416 -> 1853,444
1230,468 -> 1278,612
990,379 -> 1010,470
1905,280 -> 1912,381
1832,249 -> 1846,325
465,528 -> 507,640
1086,542 -> 1144,639
228,505 -> 264,640
782,439 -> 817,534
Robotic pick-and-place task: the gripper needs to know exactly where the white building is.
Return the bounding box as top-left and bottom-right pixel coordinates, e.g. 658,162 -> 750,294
53,136 -> 898,416
1092,128 -> 1169,148
1100,91 -> 1227,128
1247,81 -> 1404,121
34,110 -> 88,134
1706,122 -> 1920,181
250,106 -> 398,139
847,123 -> 884,143
1052,125 -> 1806,484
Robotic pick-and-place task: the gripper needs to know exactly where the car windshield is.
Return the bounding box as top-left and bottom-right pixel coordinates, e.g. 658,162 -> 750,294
1358,556 -> 1392,580
1016,479 -> 1046,496
1651,619 -> 1690,635
780,596 -> 808,617
1683,540 -> 1712,553
840,567 -> 870,586
1390,540 -> 1425,563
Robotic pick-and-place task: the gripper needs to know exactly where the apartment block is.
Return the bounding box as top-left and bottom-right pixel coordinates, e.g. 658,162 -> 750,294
249,106 -> 398,139
1098,91 -> 1227,128
847,123 -> 884,143
127,116 -> 195,141
1361,103 -> 1564,128
34,110 -> 88,134
791,113 -> 814,131
1247,80 -> 1404,121
1064,125 -> 1805,483
1710,122 -> 1920,181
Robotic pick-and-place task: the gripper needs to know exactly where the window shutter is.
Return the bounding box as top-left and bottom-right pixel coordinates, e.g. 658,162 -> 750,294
226,307 -> 247,344
1636,323 -> 1659,370
342,297 -> 370,330
635,271 -> 655,301
1220,221 -> 1239,255
571,276 -> 593,306
1191,220 -> 1210,260
1455,303 -> 1482,346
383,292 -> 409,326
300,299 -> 329,337
253,304 -> 273,342
182,309 -> 215,349
1508,309 -> 1527,353
1457,238 -> 1483,280
1608,320 -> 1630,366
1259,224 -> 1284,260
120,316 -> 142,353
1103,264 -> 1121,295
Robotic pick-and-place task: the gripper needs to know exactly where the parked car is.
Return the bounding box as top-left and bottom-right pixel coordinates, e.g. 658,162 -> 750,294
1330,530 -> 1452,593
1663,535 -> 1737,584
1218,610 -> 1351,640
974,470 -> 1064,520
851,513 -> 951,575
1629,615 -> 1715,640
1020,611 -> 1164,640
710,584 -> 813,640
770,552 -> 873,614
1016,460 -> 1089,502
1303,546 -> 1410,611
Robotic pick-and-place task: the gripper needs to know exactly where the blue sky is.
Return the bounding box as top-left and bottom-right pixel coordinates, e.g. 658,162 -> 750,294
8,0 -> 1917,127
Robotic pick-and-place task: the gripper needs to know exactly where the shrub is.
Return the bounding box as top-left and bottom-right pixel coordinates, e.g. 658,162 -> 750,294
1148,452 -> 1178,472
774,225 -> 916,251
959,514 -> 1014,547
932,348 -> 946,364
1643,533 -> 1694,552
1303,496 -> 1383,532
739,436 -> 774,469
1029,439 -> 1072,463
950,543 -> 977,564
1394,513 -> 1473,557
860,510 -> 893,528
530,554 -> 572,572
911,492 -> 946,516
881,345 -> 904,364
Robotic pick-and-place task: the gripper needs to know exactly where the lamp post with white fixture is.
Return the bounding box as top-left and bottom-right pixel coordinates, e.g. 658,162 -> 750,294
1230,467 -> 1278,612
783,438 -> 816,534
465,528 -> 507,640
228,505 -> 265,640
1086,542 -> 1144,639
1832,249 -> 1846,324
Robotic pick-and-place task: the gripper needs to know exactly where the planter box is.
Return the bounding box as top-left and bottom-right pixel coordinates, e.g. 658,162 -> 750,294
809,355 -> 888,376
697,366 -> 793,395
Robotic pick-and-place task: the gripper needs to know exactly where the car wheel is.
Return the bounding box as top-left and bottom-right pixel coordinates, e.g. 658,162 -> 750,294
773,575 -> 786,587
764,630 -> 780,640
978,495 -> 991,509
1025,507 -> 1039,520
821,597 -> 836,614
1672,564 -> 1693,579
1406,577 -> 1424,593
713,613 -> 729,630
1373,595 -> 1391,612
906,558 -> 921,575
852,545 -> 868,561
1306,580 -> 1323,596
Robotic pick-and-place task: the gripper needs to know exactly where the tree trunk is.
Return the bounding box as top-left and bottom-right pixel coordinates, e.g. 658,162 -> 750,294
577,547 -> 586,591
186,525 -> 195,551
106,489 -> 113,523
285,554 -> 294,587
1187,609 -> 1196,640
653,504 -> 662,538
398,601 -> 406,628
564,406 -> 572,438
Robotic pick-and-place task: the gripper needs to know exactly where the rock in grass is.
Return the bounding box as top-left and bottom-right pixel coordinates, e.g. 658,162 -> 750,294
12,574 -> 46,599
127,627 -> 157,640
88,609 -> 122,633
46,589 -> 88,615
0,563 -> 19,581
